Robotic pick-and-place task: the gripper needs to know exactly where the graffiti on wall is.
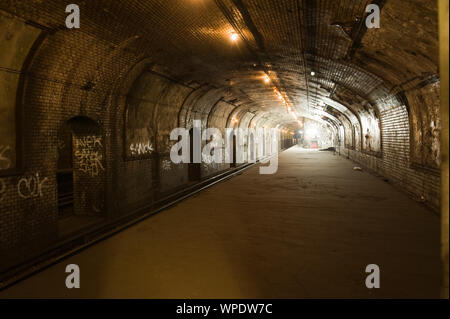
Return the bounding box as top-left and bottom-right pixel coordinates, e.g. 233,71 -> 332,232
17,172 -> 48,199
162,159 -> 172,171
74,136 -> 105,177
129,141 -> 153,156
57,139 -> 66,151
0,145 -> 11,170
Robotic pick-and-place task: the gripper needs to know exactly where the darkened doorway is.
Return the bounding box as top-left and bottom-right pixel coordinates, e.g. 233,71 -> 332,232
57,126 -> 74,218
249,133 -> 255,162
57,116 -> 105,236
231,134 -> 237,167
262,131 -> 266,157
188,128 -> 201,181
227,131 -> 238,168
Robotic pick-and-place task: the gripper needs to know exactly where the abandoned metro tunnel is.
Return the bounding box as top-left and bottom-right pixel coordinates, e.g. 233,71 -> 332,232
0,0 -> 448,299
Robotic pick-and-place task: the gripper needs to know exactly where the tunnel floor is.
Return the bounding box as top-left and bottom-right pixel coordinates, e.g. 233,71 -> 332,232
0,147 -> 441,298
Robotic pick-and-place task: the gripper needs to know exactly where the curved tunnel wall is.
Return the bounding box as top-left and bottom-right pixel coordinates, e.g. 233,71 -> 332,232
0,1 -> 443,278
0,10 -> 294,274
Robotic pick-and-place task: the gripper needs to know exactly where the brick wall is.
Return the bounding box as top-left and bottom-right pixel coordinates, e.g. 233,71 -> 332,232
0,10 -> 296,278
339,95 -> 441,212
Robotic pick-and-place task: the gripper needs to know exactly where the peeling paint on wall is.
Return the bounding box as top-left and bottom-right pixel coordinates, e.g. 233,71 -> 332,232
407,81 -> 441,169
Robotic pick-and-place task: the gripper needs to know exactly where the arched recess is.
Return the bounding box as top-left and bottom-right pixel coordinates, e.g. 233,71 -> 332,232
179,87 -> 223,180
330,89 -> 382,155
324,107 -> 354,149
403,79 -> 441,169
178,85 -> 214,129
0,11 -> 42,175
123,68 -> 196,196
225,104 -> 265,163
57,116 -> 106,219
206,98 -> 241,172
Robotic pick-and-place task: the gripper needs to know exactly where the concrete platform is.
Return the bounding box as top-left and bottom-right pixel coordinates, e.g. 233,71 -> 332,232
0,147 -> 441,298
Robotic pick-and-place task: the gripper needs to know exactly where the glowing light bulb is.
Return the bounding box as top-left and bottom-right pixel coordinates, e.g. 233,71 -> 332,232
230,33 -> 239,42
311,71 -> 316,76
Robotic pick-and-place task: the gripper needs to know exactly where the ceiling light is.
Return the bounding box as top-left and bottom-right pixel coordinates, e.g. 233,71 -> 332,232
310,71 -> 316,76
230,33 -> 239,42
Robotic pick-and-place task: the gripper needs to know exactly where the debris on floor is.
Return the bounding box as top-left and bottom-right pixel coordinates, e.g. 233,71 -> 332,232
353,167 -> 363,171
319,147 -> 336,152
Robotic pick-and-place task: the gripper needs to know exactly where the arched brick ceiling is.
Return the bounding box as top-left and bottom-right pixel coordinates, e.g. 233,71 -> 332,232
1,0 -> 439,131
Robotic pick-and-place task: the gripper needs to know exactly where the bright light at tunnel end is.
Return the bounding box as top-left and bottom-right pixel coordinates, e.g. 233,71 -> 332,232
306,128 -> 318,136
